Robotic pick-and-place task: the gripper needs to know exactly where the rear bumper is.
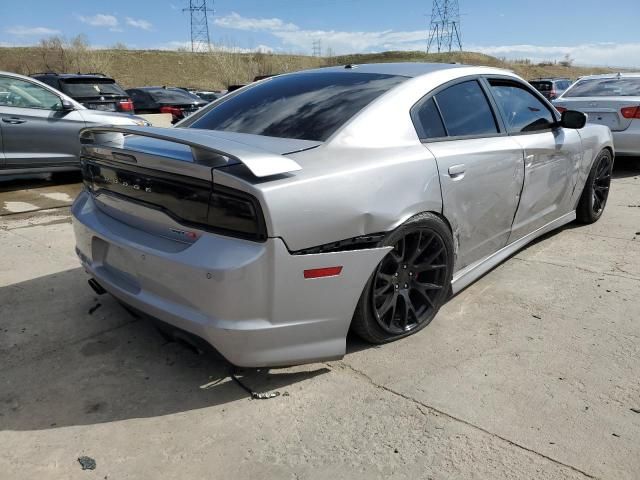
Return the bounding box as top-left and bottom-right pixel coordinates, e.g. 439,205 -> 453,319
72,191 -> 388,367
612,127 -> 640,156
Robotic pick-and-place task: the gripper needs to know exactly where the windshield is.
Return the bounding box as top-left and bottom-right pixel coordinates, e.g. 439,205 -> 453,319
61,79 -> 127,97
563,77 -> 640,97
186,71 -> 407,141
147,88 -> 200,104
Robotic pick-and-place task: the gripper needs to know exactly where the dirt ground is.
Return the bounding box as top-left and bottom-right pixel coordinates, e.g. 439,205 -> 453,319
1,161 -> 639,479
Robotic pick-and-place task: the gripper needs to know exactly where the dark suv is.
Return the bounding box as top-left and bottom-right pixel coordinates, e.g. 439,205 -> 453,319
530,78 -> 572,101
31,73 -> 134,113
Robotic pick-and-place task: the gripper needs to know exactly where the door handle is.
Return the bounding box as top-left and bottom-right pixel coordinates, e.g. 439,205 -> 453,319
448,164 -> 466,178
2,117 -> 26,124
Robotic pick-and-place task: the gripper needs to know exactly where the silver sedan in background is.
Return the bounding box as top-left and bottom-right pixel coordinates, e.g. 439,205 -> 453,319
72,63 -> 614,367
0,71 -> 148,176
554,73 -> 640,157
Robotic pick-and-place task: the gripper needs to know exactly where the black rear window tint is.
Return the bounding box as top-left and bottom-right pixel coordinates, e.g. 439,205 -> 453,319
187,72 -> 407,141
435,80 -> 498,137
564,78 -> 640,97
530,81 -> 552,91
146,88 -> 200,103
60,79 -> 127,97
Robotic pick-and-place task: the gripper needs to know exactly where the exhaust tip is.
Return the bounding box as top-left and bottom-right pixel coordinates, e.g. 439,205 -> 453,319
88,278 -> 107,295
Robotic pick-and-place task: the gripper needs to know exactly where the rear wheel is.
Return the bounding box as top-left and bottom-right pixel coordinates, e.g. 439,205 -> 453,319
351,213 -> 454,344
576,149 -> 613,224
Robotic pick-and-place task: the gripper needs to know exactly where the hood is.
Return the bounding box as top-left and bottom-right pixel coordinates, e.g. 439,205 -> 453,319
79,109 -> 149,126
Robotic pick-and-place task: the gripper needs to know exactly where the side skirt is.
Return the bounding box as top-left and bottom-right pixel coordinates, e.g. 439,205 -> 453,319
451,211 -> 576,295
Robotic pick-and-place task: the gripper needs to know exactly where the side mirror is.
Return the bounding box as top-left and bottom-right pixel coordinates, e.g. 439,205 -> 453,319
560,110 -> 587,129
61,99 -> 75,111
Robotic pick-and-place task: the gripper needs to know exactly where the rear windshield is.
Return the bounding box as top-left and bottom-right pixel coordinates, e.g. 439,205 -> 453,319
530,81 -> 552,91
147,88 -> 200,104
185,71 -> 407,141
61,79 -> 127,97
564,78 -> 640,97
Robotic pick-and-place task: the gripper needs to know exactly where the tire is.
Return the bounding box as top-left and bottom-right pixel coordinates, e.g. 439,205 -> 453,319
351,212 -> 454,344
576,149 -> 613,224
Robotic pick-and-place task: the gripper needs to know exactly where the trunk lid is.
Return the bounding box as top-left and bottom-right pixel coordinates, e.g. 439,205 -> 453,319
554,97 -> 640,131
79,126 -> 317,242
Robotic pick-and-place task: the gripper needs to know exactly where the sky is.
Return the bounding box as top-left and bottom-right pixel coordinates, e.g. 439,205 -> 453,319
1,0 -> 639,67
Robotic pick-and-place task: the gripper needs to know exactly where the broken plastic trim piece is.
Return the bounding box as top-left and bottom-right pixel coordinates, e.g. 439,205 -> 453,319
291,232 -> 386,255
230,370 -> 281,400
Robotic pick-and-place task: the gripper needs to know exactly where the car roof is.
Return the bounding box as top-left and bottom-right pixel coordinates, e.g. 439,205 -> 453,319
577,72 -> 640,80
294,62 -> 470,78
31,73 -> 113,80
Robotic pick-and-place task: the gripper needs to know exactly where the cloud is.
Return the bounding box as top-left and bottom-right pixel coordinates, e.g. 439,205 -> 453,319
76,14 -> 119,28
470,42 -> 640,68
5,26 -> 61,36
126,17 -> 153,31
214,12 -> 298,33
213,12 -> 425,54
212,13 -> 640,67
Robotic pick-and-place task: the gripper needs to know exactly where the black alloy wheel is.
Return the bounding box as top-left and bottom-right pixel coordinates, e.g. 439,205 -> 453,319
372,230 -> 448,334
351,212 -> 454,344
591,153 -> 612,215
577,149 -> 613,224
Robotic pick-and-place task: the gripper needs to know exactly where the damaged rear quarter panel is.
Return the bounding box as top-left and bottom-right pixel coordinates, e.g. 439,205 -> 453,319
247,144 -> 443,252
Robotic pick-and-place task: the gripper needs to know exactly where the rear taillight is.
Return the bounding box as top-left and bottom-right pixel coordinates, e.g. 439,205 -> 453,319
208,186 -> 267,241
160,106 -> 183,118
555,106 -> 567,113
118,100 -> 134,112
621,106 -> 640,119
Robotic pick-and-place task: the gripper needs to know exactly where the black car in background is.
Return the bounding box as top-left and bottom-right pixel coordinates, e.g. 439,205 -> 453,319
530,78 -> 572,101
126,86 -> 208,123
31,73 -> 134,113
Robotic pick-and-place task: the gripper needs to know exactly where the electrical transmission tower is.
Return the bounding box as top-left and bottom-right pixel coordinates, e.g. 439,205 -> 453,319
183,0 -> 214,53
312,39 -> 322,57
426,0 -> 462,53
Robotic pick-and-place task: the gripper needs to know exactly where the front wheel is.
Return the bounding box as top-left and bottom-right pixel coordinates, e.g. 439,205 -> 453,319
351,213 -> 454,344
576,149 -> 613,224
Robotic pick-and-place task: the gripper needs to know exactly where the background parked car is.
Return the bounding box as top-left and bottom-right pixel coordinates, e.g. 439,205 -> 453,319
530,78 -> 572,100
126,86 -> 208,123
31,72 -> 134,113
176,87 -> 225,102
0,71 -> 148,175
553,73 -> 640,157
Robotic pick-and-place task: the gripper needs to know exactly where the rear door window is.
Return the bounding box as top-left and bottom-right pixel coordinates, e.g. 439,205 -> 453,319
434,80 -> 498,137
489,80 -> 555,133
412,97 -> 446,139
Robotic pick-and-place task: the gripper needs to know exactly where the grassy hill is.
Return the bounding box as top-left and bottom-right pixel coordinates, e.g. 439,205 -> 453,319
0,46 -> 621,90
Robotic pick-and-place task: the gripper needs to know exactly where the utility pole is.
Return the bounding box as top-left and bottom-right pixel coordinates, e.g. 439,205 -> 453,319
183,0 -> 214,53
426,0 -> 463,53
312,39 -> 322,57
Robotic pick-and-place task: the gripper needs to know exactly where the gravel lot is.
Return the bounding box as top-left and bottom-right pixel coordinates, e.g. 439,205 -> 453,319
1,162 -> 639,480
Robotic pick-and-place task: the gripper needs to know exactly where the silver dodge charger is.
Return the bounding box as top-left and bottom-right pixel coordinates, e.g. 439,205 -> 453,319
72,63 -> 614,366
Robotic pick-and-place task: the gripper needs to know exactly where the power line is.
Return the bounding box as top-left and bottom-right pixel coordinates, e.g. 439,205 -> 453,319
184,0 -> 215,53
426,0 -> 463,53
312,39 -> 322,57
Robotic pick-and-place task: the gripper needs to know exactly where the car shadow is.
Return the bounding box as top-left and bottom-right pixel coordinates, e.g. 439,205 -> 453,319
0,268 -> 329,431
0,171 -> 81,193
612,156 -> 640,179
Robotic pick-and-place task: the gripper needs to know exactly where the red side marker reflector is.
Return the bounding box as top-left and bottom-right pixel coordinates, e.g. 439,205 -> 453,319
303,266 -> 343,279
